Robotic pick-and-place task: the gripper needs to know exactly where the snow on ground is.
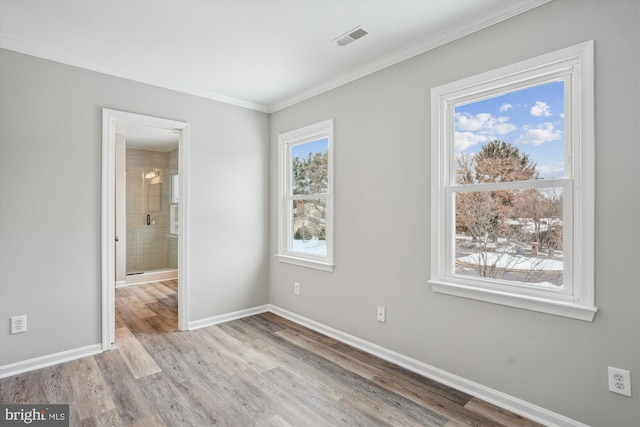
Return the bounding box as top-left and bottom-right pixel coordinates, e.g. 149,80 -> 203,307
292,238 -> 327,256
457,252 -> 563,271
291,236 -> 562,273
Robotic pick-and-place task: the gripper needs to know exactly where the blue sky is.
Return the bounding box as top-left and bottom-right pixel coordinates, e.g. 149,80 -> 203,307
454,80 -> 565,179
292,138 -> 328,159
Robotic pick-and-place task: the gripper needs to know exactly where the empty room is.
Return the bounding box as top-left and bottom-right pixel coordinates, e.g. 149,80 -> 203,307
0,1 -> 638,426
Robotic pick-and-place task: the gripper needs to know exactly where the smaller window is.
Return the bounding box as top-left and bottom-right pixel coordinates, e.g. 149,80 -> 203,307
277,120 -> 334,271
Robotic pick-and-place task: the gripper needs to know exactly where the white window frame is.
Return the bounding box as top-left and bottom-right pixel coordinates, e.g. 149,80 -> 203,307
429,41 -> 596,321
277,119 -> 334,272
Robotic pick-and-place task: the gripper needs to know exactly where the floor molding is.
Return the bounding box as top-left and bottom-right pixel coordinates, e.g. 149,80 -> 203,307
0,344 -> 103,379
268,304 -> 589,427
188,304 -> 270,331
1,303 -> 588,426
123,270 -> 178,287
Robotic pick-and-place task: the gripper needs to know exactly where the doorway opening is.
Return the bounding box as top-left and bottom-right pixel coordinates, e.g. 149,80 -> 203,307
120,123 -> 179,286
102,109 -> 190,350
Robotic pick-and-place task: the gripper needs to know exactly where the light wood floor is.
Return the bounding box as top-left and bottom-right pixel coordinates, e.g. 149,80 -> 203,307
1,281 -> 544,426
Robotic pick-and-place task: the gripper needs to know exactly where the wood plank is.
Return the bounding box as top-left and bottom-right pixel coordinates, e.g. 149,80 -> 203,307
261,327 -> 449,426
0,280 -> 545,427
39,364 -> 74,404
120,292 -> 157,319
235,368 -> 334,427
328,338 -> 473,407
94,349 -> 157,425
0,370 -> 47,404
263,367 -> 388,426
67,356 -> 117,423
129,282 -> 169,301
114,327 -> 162,379
136,373 -> 221,426
78,407 -> 123,427
128,414 -> 167,427
273,321 -> 497,426
275,328 -> 383,380
159,280 -> 178,293
260,414 -> 294,427
217,320 -> 294,370
202,324 -> 278,374
144,300 -> 178,326
464,397 -> 545,427
368,373 -> 504,427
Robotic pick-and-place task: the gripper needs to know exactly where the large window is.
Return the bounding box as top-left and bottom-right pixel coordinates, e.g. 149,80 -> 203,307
429,42 -> 596,321
277,120 -> 334,271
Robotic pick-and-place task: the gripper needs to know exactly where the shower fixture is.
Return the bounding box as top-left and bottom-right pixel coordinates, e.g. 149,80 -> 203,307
144,169 -> 160,179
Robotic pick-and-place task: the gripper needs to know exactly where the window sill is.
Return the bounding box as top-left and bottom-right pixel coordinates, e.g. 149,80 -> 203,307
276,254 -> 334,272
428,280 -> 597,322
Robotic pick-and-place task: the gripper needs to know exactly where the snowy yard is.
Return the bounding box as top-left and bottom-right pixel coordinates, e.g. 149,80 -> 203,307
457,252 -> 563,271
292,238 -> 327,256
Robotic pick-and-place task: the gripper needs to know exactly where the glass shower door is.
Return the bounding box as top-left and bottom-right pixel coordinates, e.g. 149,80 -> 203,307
126,166 -> 146,275
126,157 -> 177,275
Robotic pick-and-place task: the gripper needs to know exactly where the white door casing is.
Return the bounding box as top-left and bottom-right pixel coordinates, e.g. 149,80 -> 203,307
101,108 -> 190,349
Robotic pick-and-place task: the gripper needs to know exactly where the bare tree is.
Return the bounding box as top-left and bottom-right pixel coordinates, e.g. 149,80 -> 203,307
292,151 -> 328,241
454,140 -> 563,284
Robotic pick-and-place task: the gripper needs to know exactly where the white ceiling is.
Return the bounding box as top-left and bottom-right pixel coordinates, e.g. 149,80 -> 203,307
0,0 -> 549,113
124,123 -> 179,152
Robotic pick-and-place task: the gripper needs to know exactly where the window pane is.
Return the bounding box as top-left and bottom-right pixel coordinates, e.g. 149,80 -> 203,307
454,187 -> 564,286
454,81 -> 565,183
291,199 -> 326,256
291,138 -> 329,195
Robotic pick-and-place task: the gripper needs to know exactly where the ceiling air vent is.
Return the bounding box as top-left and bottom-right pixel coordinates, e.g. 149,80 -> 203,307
334,26 -> 368,46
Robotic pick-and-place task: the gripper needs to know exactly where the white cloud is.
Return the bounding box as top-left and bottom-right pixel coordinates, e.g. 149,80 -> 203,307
455,112 -> 516,135
455,112 -> 490,132
454,131 -> 489,152
516,122 -> 562,146
530,101 -> 552,117
500,103 -> 513,112
494,117 -> 517,135
536,162 -> 565,179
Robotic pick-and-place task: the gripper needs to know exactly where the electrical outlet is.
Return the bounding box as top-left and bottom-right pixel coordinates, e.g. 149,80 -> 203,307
377,305 -> 386,322
608,366 -> 631,397
11,315 -> 27,334
294,282 -> 300,295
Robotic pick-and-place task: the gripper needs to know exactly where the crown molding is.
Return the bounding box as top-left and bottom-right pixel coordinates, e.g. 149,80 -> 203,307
1,0 -> 551,115
268,0 -> 552,113
0,35 -> 270,113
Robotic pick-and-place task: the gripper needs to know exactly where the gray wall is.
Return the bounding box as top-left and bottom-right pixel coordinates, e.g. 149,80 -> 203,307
0,49 -> 270,363
1,0 -> 639,425
269,1 -> 639,426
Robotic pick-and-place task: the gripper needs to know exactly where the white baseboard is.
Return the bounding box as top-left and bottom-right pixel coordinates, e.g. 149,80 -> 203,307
267,305 -> 589,427
0,344 -> 103,379
0,304 -> 589,427
188,304 -> 270,330
123,270 -> 178,286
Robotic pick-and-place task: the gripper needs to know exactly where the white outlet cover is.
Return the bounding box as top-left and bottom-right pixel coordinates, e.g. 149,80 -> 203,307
10,315 -> 27,334
608,366 -> 631,397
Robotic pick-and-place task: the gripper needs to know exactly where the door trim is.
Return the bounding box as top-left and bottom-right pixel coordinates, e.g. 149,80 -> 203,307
101,108 -> 190,350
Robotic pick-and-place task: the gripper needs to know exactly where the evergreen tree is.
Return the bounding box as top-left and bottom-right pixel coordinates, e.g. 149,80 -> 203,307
474,139 -> 537,183
292,151 -> 328,240
455,140 -> 562,281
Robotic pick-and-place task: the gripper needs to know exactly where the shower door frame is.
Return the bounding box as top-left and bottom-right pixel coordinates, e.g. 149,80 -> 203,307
101,108 -> 190,349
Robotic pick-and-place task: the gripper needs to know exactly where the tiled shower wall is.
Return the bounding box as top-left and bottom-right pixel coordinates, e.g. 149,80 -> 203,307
126,148 -> 178,273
